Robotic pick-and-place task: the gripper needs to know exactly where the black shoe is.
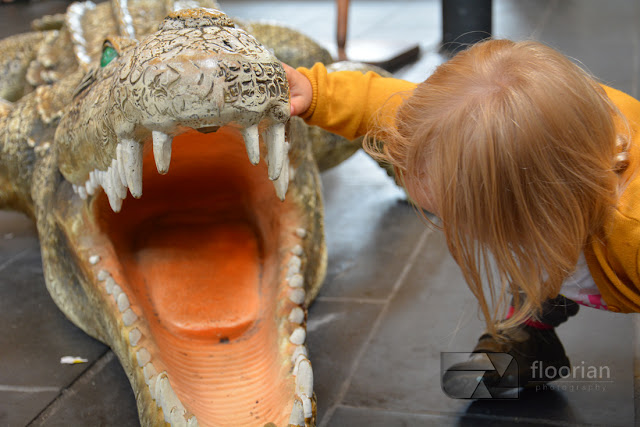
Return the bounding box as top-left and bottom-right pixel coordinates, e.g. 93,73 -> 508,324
442,324 -> 570,398
443,295 -> 579,398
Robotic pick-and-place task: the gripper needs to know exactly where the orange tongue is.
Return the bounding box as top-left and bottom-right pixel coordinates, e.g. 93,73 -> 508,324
135,220 -> 261,340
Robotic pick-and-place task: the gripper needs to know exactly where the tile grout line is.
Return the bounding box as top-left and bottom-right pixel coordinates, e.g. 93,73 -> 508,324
334,403 -> 578,427
0,247 -> 32,272
318,227 -> 433,427
27,349 -> 114,426
0,385 -> 60,393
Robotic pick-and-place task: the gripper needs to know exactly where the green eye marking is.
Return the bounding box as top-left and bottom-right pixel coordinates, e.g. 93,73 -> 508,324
100,45 -> 119,67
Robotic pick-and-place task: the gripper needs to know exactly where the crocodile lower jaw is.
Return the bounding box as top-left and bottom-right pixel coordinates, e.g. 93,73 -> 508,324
65,127 -> 315,426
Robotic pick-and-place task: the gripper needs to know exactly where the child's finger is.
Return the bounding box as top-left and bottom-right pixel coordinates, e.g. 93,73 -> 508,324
282,62 -> 312,116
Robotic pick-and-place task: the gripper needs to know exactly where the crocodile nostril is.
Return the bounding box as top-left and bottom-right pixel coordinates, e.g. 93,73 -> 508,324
160,8 -> 235,31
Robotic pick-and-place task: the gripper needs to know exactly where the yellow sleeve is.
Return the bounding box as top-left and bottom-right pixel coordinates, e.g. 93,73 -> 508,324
585,85 -> 640,313
297,62 -> 417,141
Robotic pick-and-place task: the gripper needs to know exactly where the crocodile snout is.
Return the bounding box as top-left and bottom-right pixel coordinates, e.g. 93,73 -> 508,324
160,7 -> 235,30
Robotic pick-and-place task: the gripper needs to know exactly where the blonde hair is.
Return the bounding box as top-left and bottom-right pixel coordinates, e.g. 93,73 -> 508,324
366,39 -> 628,335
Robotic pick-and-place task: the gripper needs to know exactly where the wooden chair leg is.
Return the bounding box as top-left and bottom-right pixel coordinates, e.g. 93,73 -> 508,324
336,0 -> 349,61
334,0 -> 420,71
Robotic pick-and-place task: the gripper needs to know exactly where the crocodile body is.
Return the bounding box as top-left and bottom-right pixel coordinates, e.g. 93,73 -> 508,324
0,1 -> 369,425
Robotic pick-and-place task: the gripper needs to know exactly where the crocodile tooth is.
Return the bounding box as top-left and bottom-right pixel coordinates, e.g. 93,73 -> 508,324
122,138 -> 143,198
110,194 -> 123,212
289,327 -> 306,345
288,274 -> 303,288
293,354 -> 307,376
109,167 -> 122,201
168,402 -> 187,427
289,307 -> 305,324
116,143 -> 128,187
147,374 -> 158,399
295,358 -> 313,396
287,261 -> 301,278
78,186 -> 88,200
85,180 -> 95,196
111,284 -> 122,300
241,125 -> 260,165
170,407 -> 187,427
90,171 -> 98,188
187,417 -> 199,427
129,328 -> 142,346
159,378 -> 185,423
291,345 -> 308,363
273,156 -> 289,201
136,348 -> 151,367
288,255 -> 302,269
288,399 -> 304,426
143,362 -> 157,384
300,393 -> 313,419
155,372 -> 168,406
105,277 -> 116,294
152,130 -> 172,174
102,169 -> 122,212
265,122 -> 286,180
117,292 -> 130,312
101,170 -> 112,195
111,161 -> 127,199
122,308 -> 138,326
289,288 -> 305,305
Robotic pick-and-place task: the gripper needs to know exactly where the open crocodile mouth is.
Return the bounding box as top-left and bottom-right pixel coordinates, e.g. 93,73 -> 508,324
68,125 -> 316,426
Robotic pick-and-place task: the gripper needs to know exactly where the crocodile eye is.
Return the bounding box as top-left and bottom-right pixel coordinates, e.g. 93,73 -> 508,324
100,45 -> 119,67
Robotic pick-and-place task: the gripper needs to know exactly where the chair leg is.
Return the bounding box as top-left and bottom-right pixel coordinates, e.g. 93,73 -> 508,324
334,0 -> 420,71
336,0 -> 349,61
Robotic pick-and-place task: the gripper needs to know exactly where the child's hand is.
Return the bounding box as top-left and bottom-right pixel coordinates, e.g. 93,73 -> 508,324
282,63 -> 312,117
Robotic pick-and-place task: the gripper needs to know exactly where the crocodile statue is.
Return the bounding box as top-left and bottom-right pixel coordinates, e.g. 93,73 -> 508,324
0,1 -> 369,426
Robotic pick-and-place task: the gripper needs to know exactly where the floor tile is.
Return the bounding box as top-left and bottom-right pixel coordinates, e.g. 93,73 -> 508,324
340,229 -> 482,415
0,0 -> 72,39
330,404 -> 560,427
0,248 -> 108,387
306,299 -> 384,425
536,0 -> 639,96
0,212 -> 39,265
0,390 -> 59,427
320,152 -> 427,300
339,230 -> 635,426
0,246 -> 109,425
1,1 -> 639,426
32,352 -> 139,427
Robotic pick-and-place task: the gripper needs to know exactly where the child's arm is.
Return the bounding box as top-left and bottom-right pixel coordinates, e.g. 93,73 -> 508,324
283,62 -> 416,141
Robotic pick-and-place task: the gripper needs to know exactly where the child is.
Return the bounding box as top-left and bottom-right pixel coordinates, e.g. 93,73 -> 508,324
284,39 -> 640,390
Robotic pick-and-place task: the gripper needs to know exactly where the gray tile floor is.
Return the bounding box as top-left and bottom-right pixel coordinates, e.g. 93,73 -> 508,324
1,0 -> 639,426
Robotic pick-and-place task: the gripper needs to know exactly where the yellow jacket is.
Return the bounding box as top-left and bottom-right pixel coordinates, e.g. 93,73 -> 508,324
298,62 -> 640,313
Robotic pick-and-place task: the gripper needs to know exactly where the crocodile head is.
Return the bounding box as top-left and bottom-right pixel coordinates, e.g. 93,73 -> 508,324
33,8 -> 324,426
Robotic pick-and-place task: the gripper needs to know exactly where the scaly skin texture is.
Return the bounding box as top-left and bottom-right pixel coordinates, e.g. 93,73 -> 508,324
0,2 -> 382,426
